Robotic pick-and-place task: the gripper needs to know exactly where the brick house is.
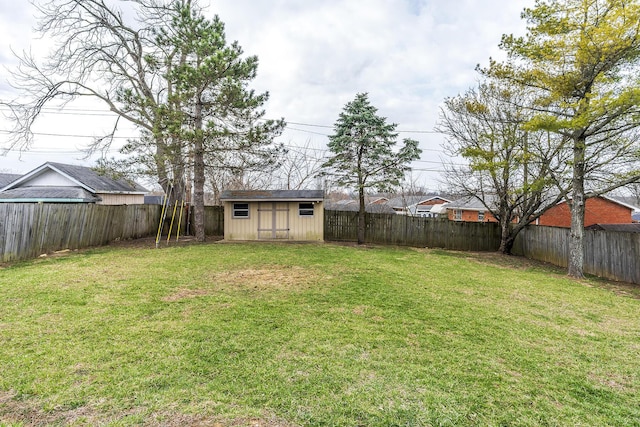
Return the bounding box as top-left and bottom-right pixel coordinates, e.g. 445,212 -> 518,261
535,196 -> 637,227
443,196 -> 500,223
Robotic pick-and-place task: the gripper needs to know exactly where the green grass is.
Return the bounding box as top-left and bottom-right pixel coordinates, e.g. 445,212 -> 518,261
0,241 -> 639,426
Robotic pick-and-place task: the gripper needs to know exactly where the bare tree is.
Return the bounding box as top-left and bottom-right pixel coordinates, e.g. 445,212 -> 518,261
272,141 -> 325,190
7,0 -> 189,202
438,79 -> 571,253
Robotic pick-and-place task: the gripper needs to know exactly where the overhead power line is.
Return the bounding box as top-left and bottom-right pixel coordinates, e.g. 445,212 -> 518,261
0,103 -> 442,135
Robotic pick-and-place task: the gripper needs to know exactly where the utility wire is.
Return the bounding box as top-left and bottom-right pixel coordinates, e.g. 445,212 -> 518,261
0,103 -> 443,135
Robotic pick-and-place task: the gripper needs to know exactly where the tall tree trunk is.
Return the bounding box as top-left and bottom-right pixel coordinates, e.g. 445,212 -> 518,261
498,217 -> 514,254
568,139 -> 586,278
357,187 -> 366,245
193,98 -> 206,242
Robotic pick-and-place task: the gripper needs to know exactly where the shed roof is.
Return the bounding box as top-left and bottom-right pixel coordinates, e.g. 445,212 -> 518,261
0,186 -> 101,203
220,190 -> 324,202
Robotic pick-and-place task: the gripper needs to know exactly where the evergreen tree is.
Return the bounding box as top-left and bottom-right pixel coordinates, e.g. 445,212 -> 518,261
163,1 -> 284,241
322,93 -> 421,244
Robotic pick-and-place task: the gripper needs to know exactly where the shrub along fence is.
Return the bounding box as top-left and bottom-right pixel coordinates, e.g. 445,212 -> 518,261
324,210 -> 502,251
0,203 -> 163,263
513,225 -> 640,285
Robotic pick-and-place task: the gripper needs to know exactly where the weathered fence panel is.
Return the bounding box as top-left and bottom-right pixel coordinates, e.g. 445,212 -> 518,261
203,206 -> 224,236
513,226 -> 640,284
324,210 -> 502,251
0,204 -> 162,263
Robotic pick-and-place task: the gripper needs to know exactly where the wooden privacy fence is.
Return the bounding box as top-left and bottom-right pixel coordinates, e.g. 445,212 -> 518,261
513,226 -> 640,285
158,205 -> 224,237
324,210 -> 502,251
0,204 -> 162,263
203,206 -> 224,236
3,203 -> 637,285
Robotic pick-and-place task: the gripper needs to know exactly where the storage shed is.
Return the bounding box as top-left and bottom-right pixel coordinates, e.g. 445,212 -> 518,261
220,190 -> 324,241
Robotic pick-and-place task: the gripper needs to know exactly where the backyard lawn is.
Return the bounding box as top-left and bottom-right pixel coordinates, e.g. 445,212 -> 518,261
0,241 -> 639,426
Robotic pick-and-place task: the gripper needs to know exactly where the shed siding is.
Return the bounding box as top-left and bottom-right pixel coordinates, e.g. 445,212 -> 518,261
289,202 -> 324,241
224,201 -> 323,241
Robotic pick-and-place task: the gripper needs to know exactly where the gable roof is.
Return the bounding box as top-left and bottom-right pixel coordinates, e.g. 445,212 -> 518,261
387,195 -> 452,210
0,162 -> 147,194
443,196 -> 494,212
219,190 -> 324,202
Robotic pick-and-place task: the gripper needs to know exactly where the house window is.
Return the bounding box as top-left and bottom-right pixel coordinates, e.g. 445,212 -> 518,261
232,203 -> 249,218
299,202 -> 314,216
454,209 -> 462,221
478,211 -> 485,221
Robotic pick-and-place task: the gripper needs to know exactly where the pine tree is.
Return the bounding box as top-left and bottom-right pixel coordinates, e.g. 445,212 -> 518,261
322,93 -> 421,244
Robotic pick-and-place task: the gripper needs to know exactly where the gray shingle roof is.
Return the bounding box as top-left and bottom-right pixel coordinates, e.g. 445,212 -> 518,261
443,196 -> 495,211
220,190 -> 324,201
0,186 -> 101,203
46,162 -> 147,193
0,173 -> 21,188
585,223 -> 640,233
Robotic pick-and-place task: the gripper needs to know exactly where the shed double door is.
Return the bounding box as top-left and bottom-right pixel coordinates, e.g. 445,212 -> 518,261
257,202 -> 290,239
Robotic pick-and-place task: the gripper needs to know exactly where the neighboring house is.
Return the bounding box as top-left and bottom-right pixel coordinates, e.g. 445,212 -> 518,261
324,197 -> 395,214
443,196 -> 499,223
387,195 -> 452,217
0,162 -> 147,204
220,190 -> 324,241
366,196 -> 389,205
535,196 -> 637,228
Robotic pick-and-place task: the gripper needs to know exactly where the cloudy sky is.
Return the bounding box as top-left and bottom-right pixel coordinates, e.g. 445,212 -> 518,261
0,0 -> 533,187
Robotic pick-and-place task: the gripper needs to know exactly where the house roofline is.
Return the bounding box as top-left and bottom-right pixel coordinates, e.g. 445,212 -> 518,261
0,198 -> 97,203
600,195 -> 639,211
1,162 -> 96,194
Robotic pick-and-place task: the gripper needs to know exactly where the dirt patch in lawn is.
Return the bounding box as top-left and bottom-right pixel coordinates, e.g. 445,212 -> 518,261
162,265 -> 329,301
209,265 -> 327,292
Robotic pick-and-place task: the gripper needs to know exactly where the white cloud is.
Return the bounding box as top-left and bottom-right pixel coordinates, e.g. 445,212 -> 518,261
0,0 -> 534,184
